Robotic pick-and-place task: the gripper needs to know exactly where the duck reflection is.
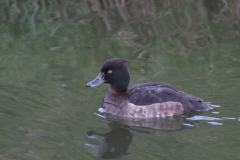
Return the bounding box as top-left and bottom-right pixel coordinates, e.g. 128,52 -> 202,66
85,113 -> 200,159
85,127 -> 132,159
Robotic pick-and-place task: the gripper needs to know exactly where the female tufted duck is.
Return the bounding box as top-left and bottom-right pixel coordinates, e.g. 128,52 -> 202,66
86,58 -> 212,118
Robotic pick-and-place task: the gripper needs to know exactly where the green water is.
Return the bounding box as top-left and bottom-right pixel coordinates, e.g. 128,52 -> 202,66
0,1 -> 240,159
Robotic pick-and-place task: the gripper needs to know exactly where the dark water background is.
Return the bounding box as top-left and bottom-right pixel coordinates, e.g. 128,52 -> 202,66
0,0 -> 240,159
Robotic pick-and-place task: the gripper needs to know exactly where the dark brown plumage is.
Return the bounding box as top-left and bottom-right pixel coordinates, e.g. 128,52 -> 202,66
87,58 -> 213,117
127,83 -> 210,114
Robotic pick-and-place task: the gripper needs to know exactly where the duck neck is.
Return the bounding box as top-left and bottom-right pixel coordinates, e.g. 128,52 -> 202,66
110,85 -> 128,93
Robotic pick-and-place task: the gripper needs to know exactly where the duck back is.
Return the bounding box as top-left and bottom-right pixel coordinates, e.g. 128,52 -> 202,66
128,83 -> 212,114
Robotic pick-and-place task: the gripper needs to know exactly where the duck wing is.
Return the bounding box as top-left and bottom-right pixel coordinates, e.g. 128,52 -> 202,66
128,83 -> 212,114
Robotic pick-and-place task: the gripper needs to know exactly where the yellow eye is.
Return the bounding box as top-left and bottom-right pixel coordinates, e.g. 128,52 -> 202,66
108,70 -> 112,74
110,147 -> 115,152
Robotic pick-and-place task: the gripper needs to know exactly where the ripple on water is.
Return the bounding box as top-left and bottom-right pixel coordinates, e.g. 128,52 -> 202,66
207,122 -> 223,125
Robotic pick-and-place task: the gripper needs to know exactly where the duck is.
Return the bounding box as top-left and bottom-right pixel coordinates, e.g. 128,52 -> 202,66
86,58 -> 213,118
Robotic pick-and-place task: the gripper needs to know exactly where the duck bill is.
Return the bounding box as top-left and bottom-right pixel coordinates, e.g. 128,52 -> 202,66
86,72 -> 105,87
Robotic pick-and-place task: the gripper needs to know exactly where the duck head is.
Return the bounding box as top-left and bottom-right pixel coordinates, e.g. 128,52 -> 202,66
86,58 -> 131,92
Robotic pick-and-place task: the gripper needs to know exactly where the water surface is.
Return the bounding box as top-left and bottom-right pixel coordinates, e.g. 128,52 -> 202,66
0,1 -> 240,159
